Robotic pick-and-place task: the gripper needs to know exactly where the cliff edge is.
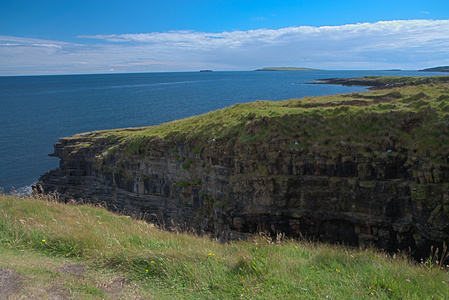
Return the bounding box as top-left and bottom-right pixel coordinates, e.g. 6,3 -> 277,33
35,76 -> 449,259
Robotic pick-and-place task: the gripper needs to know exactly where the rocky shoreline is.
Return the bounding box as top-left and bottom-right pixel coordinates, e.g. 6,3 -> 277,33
312,77 -> 402,90
312,75 -> 449,90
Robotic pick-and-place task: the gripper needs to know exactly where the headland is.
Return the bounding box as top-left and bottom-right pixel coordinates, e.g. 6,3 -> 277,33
35,75 -> 449,260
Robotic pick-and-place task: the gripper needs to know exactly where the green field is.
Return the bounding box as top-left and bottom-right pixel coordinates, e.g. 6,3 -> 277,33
1,193 -> 449,299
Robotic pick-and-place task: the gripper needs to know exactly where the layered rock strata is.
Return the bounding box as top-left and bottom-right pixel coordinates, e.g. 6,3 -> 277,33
36,131 -> 449,259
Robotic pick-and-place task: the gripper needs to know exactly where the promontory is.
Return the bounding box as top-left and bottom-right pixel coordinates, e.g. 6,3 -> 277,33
35,75 -> 449,260
419,66 -> 449,73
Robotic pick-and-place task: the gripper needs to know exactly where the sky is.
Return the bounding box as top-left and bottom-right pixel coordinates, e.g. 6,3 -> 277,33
1,0 -> 449,75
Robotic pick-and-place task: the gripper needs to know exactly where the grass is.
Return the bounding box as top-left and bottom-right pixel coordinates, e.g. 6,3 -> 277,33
1,193 -> 449,299
62,76 -> 449,171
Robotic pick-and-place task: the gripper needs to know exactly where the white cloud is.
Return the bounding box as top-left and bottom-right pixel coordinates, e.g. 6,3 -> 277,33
79,19 -> 449,48
30,43 -> 62,49
1,19 -> 449,75
0,36 -> 68,47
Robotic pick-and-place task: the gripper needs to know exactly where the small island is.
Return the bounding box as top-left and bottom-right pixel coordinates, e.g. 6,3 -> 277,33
255,67 -> 324,71
419,66 -> 449,72
200,70 -> 213,72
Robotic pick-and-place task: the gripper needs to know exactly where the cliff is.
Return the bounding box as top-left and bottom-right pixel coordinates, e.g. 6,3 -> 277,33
35,76 -> 449,259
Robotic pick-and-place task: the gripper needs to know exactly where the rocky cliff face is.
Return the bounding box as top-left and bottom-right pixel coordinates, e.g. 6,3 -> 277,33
36,129 -> 449,259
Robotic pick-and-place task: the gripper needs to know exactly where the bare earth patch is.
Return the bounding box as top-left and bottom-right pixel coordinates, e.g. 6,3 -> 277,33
0,268 -> 20,300
57,263 -> 86,275
98,277 -> 128,299
41,283 -> 70,300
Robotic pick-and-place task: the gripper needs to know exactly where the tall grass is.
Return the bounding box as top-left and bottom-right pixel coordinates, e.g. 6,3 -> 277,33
1,193 -> 449,299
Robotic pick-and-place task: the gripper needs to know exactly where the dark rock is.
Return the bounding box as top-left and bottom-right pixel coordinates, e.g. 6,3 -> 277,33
34,136 -> 449,261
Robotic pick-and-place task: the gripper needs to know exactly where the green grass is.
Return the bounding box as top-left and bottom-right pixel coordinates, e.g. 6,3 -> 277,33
1,193 -> 449,299
63,77 -> 449,170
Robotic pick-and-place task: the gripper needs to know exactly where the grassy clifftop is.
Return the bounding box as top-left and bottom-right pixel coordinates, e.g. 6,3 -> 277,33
1,193 -> 449,299
68,76 -> 449,165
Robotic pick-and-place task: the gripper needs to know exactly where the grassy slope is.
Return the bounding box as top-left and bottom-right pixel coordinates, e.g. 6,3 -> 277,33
1,193 -> 449,299
68,76 -> 449,165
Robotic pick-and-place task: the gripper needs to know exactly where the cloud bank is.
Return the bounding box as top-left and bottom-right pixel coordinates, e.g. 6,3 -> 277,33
1,19 -> 448,75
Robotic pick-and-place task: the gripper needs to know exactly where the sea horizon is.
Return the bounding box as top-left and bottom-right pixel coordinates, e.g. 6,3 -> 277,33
0,68 -> 432,78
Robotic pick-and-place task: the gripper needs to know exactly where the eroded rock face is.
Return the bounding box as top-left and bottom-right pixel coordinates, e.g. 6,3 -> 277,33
35,135 -> 449,259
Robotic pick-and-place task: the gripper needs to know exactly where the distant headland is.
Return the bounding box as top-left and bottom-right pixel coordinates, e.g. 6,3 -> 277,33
255,67 -> 324,71
419,66 -> 449,72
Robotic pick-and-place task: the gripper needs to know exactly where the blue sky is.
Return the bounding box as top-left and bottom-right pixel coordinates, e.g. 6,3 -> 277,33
1,0 -> 449,75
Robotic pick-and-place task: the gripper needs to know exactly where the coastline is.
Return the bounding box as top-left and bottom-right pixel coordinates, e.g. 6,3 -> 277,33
2,70 -> 448,193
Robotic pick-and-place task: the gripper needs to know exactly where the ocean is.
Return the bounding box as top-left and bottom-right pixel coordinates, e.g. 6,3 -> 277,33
0,70 -> 446,193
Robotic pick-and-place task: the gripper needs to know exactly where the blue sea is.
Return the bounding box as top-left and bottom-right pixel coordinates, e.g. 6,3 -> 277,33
0,70 -> 446,193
